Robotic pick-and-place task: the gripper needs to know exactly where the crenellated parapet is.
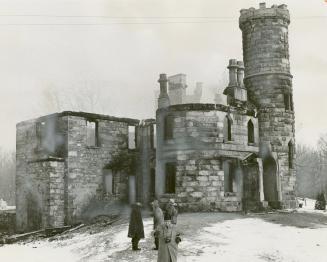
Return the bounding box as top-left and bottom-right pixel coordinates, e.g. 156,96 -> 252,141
239,3 -> 290,29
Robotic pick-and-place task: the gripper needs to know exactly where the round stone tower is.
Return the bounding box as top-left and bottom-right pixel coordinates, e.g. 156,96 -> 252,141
239,3 -> 296,208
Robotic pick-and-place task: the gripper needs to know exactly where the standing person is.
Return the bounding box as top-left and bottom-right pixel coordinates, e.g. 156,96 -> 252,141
165,199 -> 178,224
128,202 -> 144,251
155,215 -> 182,262
152,199 -> 164,250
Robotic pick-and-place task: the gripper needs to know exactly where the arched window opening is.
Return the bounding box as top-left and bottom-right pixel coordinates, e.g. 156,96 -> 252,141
248,120 -> 255,144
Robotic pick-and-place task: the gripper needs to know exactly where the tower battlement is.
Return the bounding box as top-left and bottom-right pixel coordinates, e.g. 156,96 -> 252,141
239,3 -> 290,29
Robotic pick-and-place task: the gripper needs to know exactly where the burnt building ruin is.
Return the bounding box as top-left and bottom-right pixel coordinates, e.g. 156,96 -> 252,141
16,3 -> 296,232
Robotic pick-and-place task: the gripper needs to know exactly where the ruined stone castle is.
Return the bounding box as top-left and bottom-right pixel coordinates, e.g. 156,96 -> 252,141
16,3 -> 296,232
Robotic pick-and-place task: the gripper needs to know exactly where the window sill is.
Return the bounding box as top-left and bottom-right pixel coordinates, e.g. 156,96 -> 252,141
161,193 -> 176,197
224,192 -> 236,197
86,146 -> 101,149
248,143 -> 255,146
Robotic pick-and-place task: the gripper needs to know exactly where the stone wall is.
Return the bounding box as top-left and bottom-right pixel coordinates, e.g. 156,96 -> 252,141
64,114 -> 138,224
16,115 -> 66,232
135,119 -> 156,205
240,3 -> 296,208
0,210 -> 16,233
16,111 -> 140,231
156,104 -> 259,211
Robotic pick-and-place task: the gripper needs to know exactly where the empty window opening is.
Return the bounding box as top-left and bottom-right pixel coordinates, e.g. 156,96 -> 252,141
150,168 -> 156,196
104,169 -> 113,194
248,120 -> 255,144
164,115 -> 174,140
165,163 -> 176,194
151,124 -> 157,149
288,141 -> 294,169
223,161 -> 236,193
284,94 -> 293,111
86,120 -> 98,147
224,116 -> 233,142
36,121 -> 45,150
128,126 -> 136,149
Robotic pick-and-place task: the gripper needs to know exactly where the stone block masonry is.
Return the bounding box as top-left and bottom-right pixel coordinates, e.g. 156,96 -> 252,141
240,3 -> 296,208
16,111 -> 141,232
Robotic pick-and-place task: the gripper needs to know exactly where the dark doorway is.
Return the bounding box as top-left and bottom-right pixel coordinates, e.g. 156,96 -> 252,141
263,157 -> 278,203
150,168 -> 156,197
27,193 -> 42,231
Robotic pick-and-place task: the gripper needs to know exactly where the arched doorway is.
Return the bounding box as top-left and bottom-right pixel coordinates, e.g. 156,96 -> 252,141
263,157 -> 278,203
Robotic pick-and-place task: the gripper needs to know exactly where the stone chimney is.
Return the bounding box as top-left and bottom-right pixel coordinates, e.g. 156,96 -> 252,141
224,59 -> 247,106
237,61 -> 245,88
157,74 -> 170,109
227,59 -> 238,87
259,2 -> 266,9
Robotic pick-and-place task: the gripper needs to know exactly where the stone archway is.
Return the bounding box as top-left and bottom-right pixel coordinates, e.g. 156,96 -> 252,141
263,157 -> 278,204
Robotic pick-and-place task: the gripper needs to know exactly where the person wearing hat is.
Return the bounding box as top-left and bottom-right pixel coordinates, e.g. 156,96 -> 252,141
154,213 -> 182,262
128,202 -> 144,251
151,199 -> 164,250
165,199 -> 178,225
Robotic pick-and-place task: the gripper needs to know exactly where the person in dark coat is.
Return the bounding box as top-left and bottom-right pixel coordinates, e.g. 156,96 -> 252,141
128,202 -> 144,251
165,199 -> 178,224
155,214 -> 182,262
152,199 -> 164,250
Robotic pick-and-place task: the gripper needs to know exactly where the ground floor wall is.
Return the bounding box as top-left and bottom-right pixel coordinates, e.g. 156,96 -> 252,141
0,210 -> 16,233
16,160 -> 65,232
156,150 -> 255,212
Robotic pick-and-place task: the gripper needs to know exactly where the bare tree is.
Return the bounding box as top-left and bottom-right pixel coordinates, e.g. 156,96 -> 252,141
0,148 -> 15,205
37,80 -> 112,115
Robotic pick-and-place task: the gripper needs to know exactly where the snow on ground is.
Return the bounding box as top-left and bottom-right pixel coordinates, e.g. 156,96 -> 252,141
297,198 -> 327,216
1,205 -> 327,262
179,218 -> 327,262
0,198 -> 15,211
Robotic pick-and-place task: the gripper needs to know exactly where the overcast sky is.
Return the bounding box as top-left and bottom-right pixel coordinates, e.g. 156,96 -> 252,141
0,0 -> 326,151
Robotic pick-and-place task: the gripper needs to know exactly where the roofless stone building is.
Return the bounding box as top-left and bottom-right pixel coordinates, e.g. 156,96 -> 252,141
16,3 -> 296,232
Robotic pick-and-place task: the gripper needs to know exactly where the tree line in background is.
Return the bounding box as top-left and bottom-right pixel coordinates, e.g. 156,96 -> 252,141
1,133 -> 327,206
0,148 -> 15,205
296,134 -> 327,199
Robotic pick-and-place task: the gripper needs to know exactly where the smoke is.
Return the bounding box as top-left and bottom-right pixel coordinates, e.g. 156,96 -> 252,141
40,116 -> 64,155
80,199 -> 130,224
128,176 -> 136,204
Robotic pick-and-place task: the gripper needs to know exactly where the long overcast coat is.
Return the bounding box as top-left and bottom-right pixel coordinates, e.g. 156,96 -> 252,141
127,205 -> 145,239
153,206 -> 164,230
165,205 -> 178,224
155,223 -> 181,262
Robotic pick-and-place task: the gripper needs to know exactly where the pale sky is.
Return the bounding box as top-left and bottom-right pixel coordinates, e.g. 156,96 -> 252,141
0,0 -> 326,151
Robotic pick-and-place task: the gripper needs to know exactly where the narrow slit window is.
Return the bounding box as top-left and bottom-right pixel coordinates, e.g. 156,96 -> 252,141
284,94 -> 291,111
128,126 -> 136,149
248,120 -> 255,144
224,115 -> 233,142
290,94 -> 294,111
150,168 -> 156,196
288,141 -> 294,169
151,124 -> 157,149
